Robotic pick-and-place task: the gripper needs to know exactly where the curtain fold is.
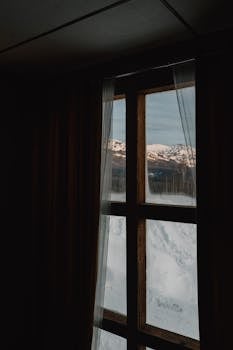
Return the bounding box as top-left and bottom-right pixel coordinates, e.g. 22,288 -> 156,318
92,79 -> 115,350
173,61 -> 196,197
31,78 -> 102,350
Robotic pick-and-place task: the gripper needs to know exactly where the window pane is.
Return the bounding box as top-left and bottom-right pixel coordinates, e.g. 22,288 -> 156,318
146,220 -> 199,339
104,216 -> 126,314
146,88 -> 196,206
110,98 -> 126,201
98,329 -> 126,350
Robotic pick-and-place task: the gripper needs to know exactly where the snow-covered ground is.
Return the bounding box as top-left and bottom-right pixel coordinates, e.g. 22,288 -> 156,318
98,329 -> 153,350
110,191 -> 126,202
146,219 -> 199,339
111,191 -> 196,206
101,193 -> 199,350
99,329 -> 126,350
146,192 -> 196,206
104,216 -> 126,315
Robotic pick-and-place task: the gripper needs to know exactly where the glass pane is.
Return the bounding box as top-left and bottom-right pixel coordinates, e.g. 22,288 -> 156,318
104,216 -> 126,314
98,329 -> 126,350
110,98 -> 126,201
146,220 -> 199,339
146,88 -> 196,206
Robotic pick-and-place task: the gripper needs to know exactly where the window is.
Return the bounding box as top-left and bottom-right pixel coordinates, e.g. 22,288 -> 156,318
100,64 -> 199,350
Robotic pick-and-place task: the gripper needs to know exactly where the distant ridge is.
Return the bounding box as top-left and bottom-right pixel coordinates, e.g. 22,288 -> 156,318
109,140 -> 196,167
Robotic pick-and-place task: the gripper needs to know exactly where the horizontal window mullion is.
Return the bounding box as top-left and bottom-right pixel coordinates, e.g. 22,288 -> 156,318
142,324 -> 199,350
103,202 -> 196,224
103,308 -> 127,325
137,329 -> 195,350
101,318 -> 127,340
138,204 -> 196,224
101,316 -> 197,350
101,202 -> 127,216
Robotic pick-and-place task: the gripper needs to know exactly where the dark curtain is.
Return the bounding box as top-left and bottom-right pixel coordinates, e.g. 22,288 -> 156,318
1,81 -> 35,350
196,53 -> 233,350
0,78 -> 102,350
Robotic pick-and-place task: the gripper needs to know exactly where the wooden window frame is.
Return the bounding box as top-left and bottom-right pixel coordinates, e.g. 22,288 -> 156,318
100,67 -> 199,350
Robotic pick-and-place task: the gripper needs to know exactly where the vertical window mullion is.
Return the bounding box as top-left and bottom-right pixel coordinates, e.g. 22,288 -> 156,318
126,89 -> 138,350
137,93 -> 146,327
137,94 -> 146,350
126,90 -> 147,350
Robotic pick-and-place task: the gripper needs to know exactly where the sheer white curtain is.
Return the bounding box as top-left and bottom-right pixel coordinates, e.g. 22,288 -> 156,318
92,79 -> 115,350
173,61 -> 196,195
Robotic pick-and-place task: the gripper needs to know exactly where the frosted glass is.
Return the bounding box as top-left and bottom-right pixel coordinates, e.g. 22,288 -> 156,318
146,220 -> 199,339
145,88 -> 196,206
110,98 -> 126,201
98,329 -> 126,350
104,216 -> 126,314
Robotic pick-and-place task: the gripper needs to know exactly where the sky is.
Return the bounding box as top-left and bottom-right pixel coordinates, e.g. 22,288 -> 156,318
112,87 -> 195,146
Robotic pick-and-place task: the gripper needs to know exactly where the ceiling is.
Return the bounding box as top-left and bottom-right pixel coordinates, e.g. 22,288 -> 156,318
0,0 -> 232,70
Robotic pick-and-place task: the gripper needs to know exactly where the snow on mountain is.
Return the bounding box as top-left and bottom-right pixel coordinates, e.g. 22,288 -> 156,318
147,143 -> 170,153
109,140 -> 196,167
109,139 -> 126,152
108,139 -> 126,159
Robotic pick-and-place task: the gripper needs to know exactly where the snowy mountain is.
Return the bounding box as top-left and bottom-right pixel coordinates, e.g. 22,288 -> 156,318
109,139 -> 196,167
109,140 -> 196,198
